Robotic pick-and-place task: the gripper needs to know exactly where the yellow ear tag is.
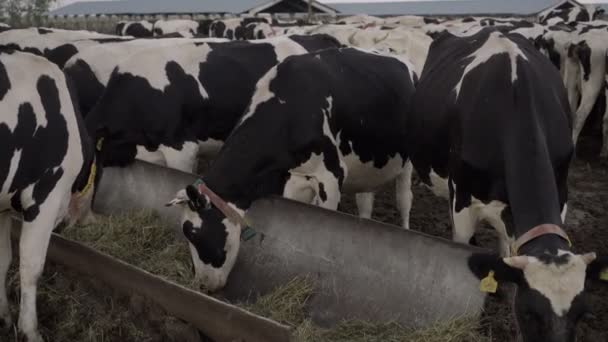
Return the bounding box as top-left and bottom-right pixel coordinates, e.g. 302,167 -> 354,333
96,137 -> 104,151
600,269 -> 608,282
480,271 -> 498,294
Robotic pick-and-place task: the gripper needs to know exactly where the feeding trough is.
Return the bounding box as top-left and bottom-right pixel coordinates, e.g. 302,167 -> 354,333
94,161 -> 487,329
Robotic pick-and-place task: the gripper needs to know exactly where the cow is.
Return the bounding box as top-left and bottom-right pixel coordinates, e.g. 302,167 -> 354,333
0,23 -> 10,33
406,28 -> 608,342
166,47 -> 417,291
85,35 -> 342,173
0,49 -> 98,342
116,20 -> 154,37
538,1 -> 604,25
535,22 -> 608,156
63,37 -> 229,117
0,27 -> 127,68
153,19 -> 199,37
207,18 -> 274,40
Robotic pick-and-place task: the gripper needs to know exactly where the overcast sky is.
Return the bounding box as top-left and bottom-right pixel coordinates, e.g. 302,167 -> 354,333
53,0 -> 606,10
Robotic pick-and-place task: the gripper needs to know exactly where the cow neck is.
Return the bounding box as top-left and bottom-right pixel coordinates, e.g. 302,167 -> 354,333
513,224 -> 572,257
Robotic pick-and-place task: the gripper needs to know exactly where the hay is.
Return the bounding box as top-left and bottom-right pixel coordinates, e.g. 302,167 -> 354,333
8,210 -> 489,341
240,276 -> 489,342
62,210 -> 195,288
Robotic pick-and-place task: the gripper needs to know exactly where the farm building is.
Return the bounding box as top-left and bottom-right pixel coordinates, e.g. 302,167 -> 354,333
49,0 -> 338,16
49,0 -> 608,17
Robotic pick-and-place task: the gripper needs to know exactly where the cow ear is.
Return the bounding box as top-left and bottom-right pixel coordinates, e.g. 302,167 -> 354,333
586,255 -> 608,283
165,189 -> 188,207
468,253 -> 524,285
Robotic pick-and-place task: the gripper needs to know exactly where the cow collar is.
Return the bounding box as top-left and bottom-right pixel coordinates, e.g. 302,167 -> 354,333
193,179 -> 256,241
511,224 -> 572,256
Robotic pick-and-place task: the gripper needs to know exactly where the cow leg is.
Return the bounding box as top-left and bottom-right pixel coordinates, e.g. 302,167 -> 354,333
395,161 -> 413,229
572,69 -> 605,146
601,81 -> 608,158
0,214 -> 12,330
160,141 -> 199,173
355,193 -> 374,219
18,203 -> 59,342
450,180 -> 478,245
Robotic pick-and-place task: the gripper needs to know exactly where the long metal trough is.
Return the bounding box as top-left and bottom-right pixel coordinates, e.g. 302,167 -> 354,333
94,161 -> 488,329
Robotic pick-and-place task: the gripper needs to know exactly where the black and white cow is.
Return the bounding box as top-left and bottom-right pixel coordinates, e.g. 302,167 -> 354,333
86,35 -> 341,173
116,20 -> 154,37
209,17 -> 272,40
153,19 -> 199,37
0,49 -> 98,342
407,28 -> 607,342
538,1 -> 604,25
167,47 -> 417,290
63,37 -> 228,117
0,27 -> 127,68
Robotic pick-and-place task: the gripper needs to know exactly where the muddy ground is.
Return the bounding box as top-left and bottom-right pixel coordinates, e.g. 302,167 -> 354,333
340,129 -> 608,341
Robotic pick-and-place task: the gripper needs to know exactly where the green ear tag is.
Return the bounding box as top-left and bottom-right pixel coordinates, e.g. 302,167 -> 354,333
480,271 -> 498,294
600,269 -> 608,282
241,226 -> 256,241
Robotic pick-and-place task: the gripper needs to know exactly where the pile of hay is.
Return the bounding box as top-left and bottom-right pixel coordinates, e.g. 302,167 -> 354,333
8,210 -> 489,341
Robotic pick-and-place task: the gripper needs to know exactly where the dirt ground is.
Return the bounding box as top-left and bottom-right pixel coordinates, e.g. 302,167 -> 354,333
339,130 -> 608,341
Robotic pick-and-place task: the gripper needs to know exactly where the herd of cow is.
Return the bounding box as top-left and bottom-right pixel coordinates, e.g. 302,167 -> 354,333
2,2 -> 608,341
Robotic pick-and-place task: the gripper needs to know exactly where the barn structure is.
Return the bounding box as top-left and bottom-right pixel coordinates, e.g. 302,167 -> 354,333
49,0 -> 338,16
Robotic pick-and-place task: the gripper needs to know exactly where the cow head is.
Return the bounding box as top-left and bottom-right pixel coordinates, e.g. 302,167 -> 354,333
469,252 -> 608,342
167,184 -> 241,291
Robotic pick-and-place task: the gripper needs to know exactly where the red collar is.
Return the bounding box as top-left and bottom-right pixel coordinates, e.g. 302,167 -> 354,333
195,181 -> 248,228
511,224 -> 572,256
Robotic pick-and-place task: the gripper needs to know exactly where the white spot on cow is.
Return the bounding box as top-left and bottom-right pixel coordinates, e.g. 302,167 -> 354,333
513,251 -> 588,316
118,43 -> 210,99
427,169 -> 449,199
454,31 -> 528,98
240,66 -> 278,125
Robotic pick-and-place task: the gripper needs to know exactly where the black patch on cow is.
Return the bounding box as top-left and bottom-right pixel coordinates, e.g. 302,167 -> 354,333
183,217 -> 227,268
572,41 -> 592,81
116,22 -> 126,35
536,38 -> 561,69
318,182 -> 327,202
226,29 -> 234,40
213,22 -> 226,38
37,28 -> 53,34
462,17 -> 476,23
198,19 -> 214,36
408,28 -> 572,237
64,59 -> 105,117
45,43 -> 79,68
579,24 -> 608,35
288,34 -> 343,51
537,252 -> 570,266
0,58 -> 10,101
203,48 -> 414,211
1,75 -> 69,221
92,37 -> 131,44
125,22 -> 153,38
423,17 -> 440,24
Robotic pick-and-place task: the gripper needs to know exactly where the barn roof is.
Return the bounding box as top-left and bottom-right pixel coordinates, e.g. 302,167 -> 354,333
331,0 -> 559,16
49,0 -> 336,16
